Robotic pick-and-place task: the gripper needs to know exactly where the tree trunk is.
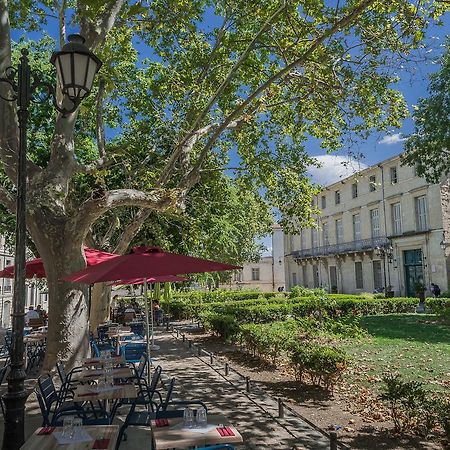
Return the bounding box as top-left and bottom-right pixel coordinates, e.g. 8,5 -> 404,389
28,217 -> 90,371
89,283 -> 111,334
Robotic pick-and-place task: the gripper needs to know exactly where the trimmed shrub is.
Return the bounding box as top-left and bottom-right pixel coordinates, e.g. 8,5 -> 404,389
197,311 -> 239,340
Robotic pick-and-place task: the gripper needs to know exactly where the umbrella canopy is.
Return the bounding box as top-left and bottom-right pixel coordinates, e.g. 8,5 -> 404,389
109,275 -> 189,286
63,246 -> 241,284
0,247 -> 118,279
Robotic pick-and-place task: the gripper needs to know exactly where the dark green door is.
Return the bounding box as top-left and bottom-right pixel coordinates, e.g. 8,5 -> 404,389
404,249 -> 424,297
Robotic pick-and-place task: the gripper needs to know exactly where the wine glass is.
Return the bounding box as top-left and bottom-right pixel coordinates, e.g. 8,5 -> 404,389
196,407 -> 207,428
183,407 -> 194,428
62,416 -> 73,439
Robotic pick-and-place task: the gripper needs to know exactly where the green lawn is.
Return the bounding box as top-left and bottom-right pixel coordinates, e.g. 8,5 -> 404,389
339,314 -> 450,392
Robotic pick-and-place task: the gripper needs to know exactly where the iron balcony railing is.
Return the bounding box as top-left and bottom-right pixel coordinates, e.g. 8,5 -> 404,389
291,236 -> 390,259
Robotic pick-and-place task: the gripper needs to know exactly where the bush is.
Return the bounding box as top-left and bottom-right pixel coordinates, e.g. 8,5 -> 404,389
198,311 -> 239,340
289,286 -> 326,298
379,373 -> 444,437
289,342 -> 347,390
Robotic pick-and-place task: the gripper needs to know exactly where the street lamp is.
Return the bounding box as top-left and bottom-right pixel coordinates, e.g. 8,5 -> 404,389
0,34 -> 101,449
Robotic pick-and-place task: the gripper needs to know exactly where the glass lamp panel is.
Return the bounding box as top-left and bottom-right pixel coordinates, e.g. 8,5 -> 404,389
73,53 -> 89,97
57,53 -> 72,88
85,58 -> 99,92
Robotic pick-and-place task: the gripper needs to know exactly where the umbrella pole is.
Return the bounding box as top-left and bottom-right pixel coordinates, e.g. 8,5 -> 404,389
144,279 -> 151,384
150,284 -> 155,347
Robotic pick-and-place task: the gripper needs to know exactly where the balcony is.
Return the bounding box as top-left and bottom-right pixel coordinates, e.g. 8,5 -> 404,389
291,236 -> 390,260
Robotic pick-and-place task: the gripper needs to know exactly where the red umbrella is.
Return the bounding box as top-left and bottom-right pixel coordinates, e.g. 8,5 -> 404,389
109,275 -> 189,286
63,246 -> 241,283
63,246 -> 241,371
0,247 -> 118,279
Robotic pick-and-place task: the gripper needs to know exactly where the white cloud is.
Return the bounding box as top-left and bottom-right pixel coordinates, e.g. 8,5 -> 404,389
378,133 -> 407,145
307,155 -> 368,186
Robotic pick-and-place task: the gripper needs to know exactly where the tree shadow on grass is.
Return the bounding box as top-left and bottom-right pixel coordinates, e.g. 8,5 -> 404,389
355,314 -> 450,345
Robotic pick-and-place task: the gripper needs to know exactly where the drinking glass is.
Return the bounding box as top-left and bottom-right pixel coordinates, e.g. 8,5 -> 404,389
183,407 -> 194,428
62,416 -> 73,438
196,407 -> 207,428
72,417 -> 82,439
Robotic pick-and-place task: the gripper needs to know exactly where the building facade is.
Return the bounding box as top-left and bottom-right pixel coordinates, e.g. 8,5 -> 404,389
284,154 -> 450,297
0,235 -> 48,328
221,225 -> 286,292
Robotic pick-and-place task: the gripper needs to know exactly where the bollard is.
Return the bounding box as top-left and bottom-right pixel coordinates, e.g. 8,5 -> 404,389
246,376 -> 251,392
176,329 -> 179,337
197,321 -> 200,329
188,340 -> 192,348
224,362 -> 229,376
210,353 -> 214,365
182,334 -> 186,342
329,431 -> 338,450
198,346 -> 202,356
278,398 -> 284,418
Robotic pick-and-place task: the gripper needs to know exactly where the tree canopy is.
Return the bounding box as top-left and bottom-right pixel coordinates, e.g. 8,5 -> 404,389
403,39 -> 450,183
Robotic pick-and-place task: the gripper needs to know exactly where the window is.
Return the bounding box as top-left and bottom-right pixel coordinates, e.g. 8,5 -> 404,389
251,268 -> 260,281
335,218 -> 343,244
312,228 -> 318,248
321,195 -> 326,209
370,209 -> 380,237
355,261 -> 363,289
390,167 -> 398,184
353,213 -> 361,241
373,260 -> 383,291
322,222 -> 329,245
369,175 -> 376,192
302,265 -> 308,286
292,272 -> 297,286
391,202 -> 402,235
415,196 -> 428,231
352,183 -> 358,199
301,229 -> 307,249
335,190 -> 341,205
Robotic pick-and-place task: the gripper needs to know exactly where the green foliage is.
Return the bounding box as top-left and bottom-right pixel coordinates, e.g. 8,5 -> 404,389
380,373 -> 428,433
198,311 -> 239,340
403,39 -> 450,183
380,373 -> 450,438
289,286 -> 326,298
289,342 -> 348,390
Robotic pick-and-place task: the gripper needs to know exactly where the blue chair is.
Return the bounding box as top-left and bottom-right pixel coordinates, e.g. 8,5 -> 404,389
120,342 -> 147,364
115,377 -> 207,448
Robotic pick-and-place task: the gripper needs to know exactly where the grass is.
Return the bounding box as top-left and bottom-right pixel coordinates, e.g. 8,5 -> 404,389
339,314 -> 450,392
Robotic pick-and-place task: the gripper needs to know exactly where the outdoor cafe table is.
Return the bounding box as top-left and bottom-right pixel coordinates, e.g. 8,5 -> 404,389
82,355 -> 124,367
20,425 -> 119,450
77,366 -> 133,382
106,331 -> 136,354
73,383 -> 137,403
151,414 -> 243,450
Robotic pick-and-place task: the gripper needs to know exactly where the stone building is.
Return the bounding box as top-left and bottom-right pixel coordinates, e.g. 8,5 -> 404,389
221,225 -> 286,292
0,235 -> 48,327
284,154 -> 450,297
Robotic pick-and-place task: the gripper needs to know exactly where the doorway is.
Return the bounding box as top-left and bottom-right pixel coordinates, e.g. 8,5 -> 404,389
403,249 -> 424,297
329,266 -> 337,293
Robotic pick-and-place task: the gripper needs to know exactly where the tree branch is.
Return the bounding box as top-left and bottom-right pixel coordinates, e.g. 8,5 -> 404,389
54,0 -> 67,48
73,188 -> 183,240
95,78 -> 106,160
157,2 -> 288,186
0,185 -> 14,212
180,0 -> 378,190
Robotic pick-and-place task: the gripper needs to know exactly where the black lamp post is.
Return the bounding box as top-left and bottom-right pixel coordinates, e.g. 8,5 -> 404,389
0,34 -> 101,450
